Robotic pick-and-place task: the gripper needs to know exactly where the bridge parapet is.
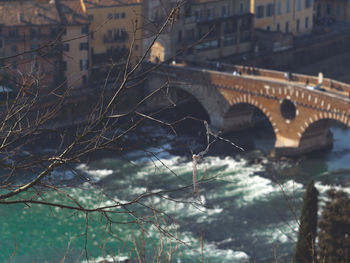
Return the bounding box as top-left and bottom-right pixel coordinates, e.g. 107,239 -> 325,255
145,62 -> 350,156
179,59 -> 350,97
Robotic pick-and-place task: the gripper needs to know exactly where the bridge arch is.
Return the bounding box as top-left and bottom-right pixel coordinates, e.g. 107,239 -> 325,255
223,94 -> 277,134
167,83 -> 233,130
297,112 -> 349,142
296,112 -> 350,153
167,87 -> 211,122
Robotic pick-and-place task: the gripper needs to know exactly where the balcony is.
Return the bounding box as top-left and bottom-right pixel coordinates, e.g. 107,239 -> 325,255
104,31 -> 129,44
91,47 -> 128,66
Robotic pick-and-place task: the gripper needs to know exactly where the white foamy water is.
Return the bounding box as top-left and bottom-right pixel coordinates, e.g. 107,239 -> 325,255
253,220 -> 299,244
57,135 -> 350,263
50,169 -> 75,181
76,163 -> 113,181
191,156 -> 304,208
315,181 -> 350,196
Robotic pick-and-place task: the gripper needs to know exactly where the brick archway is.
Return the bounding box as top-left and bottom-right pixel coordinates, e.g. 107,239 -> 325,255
223,94 -> 276,133
298,112 -> 349,142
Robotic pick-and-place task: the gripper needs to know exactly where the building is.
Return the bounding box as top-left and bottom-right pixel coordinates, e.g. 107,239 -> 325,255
57,0 -> 90,88
84,0 -> 143,67
142,0 -> 173,62
251,0 -> 313,35
0,0 -> 63,89
314,0 -> 350,22
143,0 -> 254,62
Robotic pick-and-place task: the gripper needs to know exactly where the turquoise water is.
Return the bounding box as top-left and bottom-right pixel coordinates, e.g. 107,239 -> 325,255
1,123 -> 350,263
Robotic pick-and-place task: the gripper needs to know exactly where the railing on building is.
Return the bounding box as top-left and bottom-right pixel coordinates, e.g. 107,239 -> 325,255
103,32 -> 129,44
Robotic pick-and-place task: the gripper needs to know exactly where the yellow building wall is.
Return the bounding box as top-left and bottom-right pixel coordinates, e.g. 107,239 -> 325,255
315,0 -> 350,22
63,25 -> 89,88
86,3 -> 142,63
252,0 -> 313,35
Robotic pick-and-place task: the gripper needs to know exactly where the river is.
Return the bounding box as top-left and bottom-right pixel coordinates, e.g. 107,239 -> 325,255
1,101 -> 350,263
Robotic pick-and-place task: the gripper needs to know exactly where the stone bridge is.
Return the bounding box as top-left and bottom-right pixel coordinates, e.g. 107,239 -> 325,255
144,62 -> 350,156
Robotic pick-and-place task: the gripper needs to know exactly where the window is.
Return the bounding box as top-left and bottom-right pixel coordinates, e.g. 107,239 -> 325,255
336,5 -> 340,16
91,31 -> 94,40
207,7 -> 215,19
30,44 -> 40,51
222,6 -> 226,17
296,19 -> 300,32
121,12 -> 126,18
54,60 -> 59,71
33,59 -> 39,73
185,29 -> 194,40
277,1 -> 282,14
30,27 -> 40,40
305,0 -> 312,8
286,0 -> 290,13
50,27 -> 58,37
80,42 -> 88,50
297,0 -> 301,10
88,15 -> 93,21
108,13 -> 113,19
63,43 -> 69,51
82,75 -> 87,84
326,4 -> 331,15
135,44 -> 138,50
114,13 -> 119,19
267,25 -> 271,31
81,26 -> 88,34
240,2 -> 244,13
305,17 -> 309,28
277,23 -> 280,31
80,59 -> 88,71
11,45 -> 17,53
266,4 -> 274,16
256,5 -> 264,18
195,10 -> 200,20
285,21 -> 289,33
178,30 -> 182,42
62,61 -> 67,71
8,28 -> 18,38
0,39 -> 3,49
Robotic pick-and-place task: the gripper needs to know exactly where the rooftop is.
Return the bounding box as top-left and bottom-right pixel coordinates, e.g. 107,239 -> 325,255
0,1 -> 60,26
58,0 -> 89,25
84,0 -> 141,9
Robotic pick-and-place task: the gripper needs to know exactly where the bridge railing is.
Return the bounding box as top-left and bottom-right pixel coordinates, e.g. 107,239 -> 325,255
178,59 -> 350,98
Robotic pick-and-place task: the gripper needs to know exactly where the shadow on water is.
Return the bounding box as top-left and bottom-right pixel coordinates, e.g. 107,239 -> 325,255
153,97 -> 276,158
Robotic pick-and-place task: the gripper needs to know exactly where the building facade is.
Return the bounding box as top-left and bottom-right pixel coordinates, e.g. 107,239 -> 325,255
174,0 -> 254,60
84,0 -> 143,67
314,0 -> 350,22
142,0 -> 174,62
57,0 -> 90,88
251,0 -> 313,35
0,0 -> 62,90
143,0 -> 254,62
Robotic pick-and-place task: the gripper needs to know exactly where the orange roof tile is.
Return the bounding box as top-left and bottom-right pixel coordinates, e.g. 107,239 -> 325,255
58,0 -> 89,25
0,1 -> 61,26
